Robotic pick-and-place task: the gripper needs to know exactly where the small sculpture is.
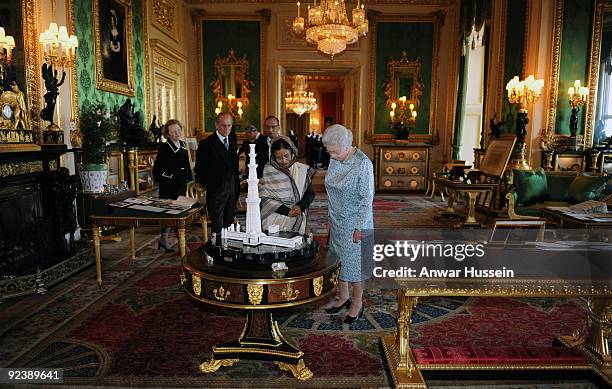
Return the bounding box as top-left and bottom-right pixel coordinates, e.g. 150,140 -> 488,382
149,114 -> 162,142
40,63 -> 66,127
489,114 -> 505,139
118,98 -> 147,146
11,81 -> 29,130
515,111 -> 529,144
569,107 -> 579,137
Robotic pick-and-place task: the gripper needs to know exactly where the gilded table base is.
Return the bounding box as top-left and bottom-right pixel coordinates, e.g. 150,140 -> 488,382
200,310 -> 313,380
384,291 -> 612,388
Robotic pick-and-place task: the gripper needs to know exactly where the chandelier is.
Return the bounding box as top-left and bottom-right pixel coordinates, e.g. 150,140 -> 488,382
285,75 -> 317,116
293,0 -> 368,59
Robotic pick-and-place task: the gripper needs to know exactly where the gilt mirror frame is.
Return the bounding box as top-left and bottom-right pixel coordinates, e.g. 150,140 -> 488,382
211,49 -> 253,110
194,11 -> 268,136
383,50 -> 424,113
22,0 -> 43,138
585,0 -> 612,146
367,12 -> 444,144
546,0 -> 598,148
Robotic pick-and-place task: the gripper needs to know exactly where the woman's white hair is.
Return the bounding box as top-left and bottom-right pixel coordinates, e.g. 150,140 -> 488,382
322,124 -> 353,149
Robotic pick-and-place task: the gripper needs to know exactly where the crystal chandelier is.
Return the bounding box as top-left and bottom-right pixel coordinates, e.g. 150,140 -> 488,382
285,75 -> 317,116
293,0 -> 368,59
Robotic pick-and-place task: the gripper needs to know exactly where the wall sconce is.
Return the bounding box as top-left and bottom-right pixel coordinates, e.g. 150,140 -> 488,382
506,75 -> 544,169
567,79 -> 588,138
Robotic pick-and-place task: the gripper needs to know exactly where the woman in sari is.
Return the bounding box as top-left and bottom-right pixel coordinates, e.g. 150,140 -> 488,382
259,136 -> 315,233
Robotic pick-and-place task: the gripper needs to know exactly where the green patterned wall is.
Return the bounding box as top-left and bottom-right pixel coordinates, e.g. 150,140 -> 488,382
500,0 -> 527,135
73,0 -> 146,116
202,20 -> 261,132
554,0 -> 595,135
374,22 -> 434,135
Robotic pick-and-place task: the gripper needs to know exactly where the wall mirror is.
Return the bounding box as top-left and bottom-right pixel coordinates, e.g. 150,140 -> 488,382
211,49 -> 252,107
383,50 -> 424,110
591,0 -> 612,145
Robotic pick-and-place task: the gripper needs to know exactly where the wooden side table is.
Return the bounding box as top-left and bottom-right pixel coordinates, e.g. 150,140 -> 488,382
91,205 -> 205,286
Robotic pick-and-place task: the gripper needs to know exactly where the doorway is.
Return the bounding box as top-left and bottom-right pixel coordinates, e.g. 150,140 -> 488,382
285,112 -> 310,156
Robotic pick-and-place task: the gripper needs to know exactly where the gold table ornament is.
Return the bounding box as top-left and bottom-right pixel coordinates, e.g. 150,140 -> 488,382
182,247 -> 339,380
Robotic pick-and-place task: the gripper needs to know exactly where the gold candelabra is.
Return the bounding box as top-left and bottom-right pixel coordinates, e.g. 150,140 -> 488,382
389,96 -> 417,125
505,75 -> 544,170
567,79 -> 588,139
215,94 -> 244,120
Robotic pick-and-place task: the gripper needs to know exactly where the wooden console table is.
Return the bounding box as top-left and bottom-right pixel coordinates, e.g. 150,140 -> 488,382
91,205 -> 205,286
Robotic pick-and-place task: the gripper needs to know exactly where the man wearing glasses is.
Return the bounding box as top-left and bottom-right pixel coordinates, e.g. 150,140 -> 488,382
255,115 -> 281,178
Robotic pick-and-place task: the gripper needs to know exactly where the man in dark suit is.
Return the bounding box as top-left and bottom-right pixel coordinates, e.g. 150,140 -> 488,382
195,112 -> 239,233
256,115 -> 281,178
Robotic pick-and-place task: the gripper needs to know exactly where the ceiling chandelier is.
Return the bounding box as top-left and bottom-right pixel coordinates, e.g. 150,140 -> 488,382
285,75 -> 317,116
292,0 -> 368,59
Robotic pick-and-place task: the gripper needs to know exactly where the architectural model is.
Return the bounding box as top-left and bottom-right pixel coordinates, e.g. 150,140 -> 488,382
220,144 -> 304,248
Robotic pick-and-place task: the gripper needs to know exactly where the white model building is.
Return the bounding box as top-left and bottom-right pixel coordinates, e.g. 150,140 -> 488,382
220,144 -> 303,248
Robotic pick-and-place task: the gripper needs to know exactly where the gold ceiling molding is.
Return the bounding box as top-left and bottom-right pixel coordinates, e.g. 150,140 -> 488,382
584,0 -> 612,147
367,12 -> 444,144
153,0 -> 175,33
194,12 -> 268,134
185,0 -> 456,4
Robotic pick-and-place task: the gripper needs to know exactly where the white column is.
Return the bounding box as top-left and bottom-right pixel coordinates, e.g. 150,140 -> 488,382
245,144 -> 263,236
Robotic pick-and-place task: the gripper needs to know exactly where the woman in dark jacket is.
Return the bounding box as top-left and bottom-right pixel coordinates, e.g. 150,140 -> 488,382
152,119 -> 192,251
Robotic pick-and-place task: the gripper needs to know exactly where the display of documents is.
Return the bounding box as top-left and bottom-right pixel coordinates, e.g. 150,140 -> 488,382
110,196 -> 196,214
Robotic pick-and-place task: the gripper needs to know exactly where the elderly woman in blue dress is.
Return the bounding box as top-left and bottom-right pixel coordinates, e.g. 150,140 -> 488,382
322,124 -> 374,323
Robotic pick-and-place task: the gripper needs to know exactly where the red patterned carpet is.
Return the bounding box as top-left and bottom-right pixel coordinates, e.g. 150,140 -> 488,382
0,194 -> 599,388
9,257 -> 590,387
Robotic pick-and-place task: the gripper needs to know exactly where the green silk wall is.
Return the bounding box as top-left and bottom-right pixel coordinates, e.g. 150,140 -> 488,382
202,20 -> 261,132
73,0 -> 146,114
555,0 -> 595,135
374,22 -> 434,135
500,0 -> 527,135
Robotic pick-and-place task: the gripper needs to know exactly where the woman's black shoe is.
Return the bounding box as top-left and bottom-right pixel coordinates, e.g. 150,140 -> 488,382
343,305 -> 364,324
158,241 -> 174,253
325,298 -> 351,314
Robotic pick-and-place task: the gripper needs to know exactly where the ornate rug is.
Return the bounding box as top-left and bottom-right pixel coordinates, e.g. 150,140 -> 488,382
0,194 -> 597,388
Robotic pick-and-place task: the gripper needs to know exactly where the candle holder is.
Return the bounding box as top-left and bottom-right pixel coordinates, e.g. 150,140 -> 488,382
567,79 -> 588,138
505,75 -> 544,170
389,96 -> 417,140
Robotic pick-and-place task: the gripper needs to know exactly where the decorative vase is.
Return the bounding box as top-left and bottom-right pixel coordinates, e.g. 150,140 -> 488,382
78,163 -> 108,193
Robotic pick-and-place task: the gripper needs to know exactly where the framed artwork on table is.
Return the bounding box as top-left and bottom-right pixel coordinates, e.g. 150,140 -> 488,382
185,137 -> 198,169
555,154 -> 584,172
93,0 -> 134,96
479,138 -> 516,177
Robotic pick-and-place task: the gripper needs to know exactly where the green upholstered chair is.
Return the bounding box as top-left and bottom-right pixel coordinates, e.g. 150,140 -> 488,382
506,169 -> 607,219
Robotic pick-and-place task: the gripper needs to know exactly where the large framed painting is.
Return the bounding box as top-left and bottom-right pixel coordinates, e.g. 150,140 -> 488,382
93,0 -> 134,96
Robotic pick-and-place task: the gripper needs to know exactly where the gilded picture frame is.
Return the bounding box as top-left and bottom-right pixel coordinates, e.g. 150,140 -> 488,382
479,138 -> 516,177
93,0 -> 135,96
367,12 -> 444,144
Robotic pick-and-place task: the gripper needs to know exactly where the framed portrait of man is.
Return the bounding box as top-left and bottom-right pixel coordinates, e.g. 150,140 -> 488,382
93,0 -> 134,96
